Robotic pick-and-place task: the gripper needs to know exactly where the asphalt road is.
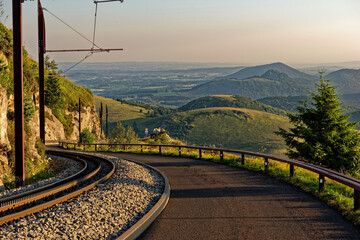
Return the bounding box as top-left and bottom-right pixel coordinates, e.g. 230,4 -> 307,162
107,153 -> 360,240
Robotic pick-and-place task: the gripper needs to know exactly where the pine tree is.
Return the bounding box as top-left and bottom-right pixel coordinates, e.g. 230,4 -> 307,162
276,72 -> 360,174
45,76 -> 64,109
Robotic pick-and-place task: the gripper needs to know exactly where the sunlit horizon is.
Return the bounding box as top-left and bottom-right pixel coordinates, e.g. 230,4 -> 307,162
2,0 -> 360,64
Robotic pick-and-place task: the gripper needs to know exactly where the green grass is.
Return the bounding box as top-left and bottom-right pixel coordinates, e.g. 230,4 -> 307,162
67,144 -> 360,226
93,95 -> 148,122
179,95 -> 288,116
121,107 -> 291,156
59,78 -> 94,111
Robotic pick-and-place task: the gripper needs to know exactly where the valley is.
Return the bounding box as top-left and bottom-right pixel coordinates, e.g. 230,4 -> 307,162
66,61 -> 360,156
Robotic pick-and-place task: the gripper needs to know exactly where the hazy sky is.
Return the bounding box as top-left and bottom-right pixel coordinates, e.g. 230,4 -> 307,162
2,0 -> 360,64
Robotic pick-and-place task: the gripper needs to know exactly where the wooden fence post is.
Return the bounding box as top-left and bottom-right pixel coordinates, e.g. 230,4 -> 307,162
290,164 -> 294,178
264,158 -> 269,173
354,189 -> 360,210
241,153 -> 245,165
319,175 -> 325,191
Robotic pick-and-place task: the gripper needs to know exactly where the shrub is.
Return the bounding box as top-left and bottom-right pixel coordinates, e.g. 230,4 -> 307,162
79,128 -> 94,144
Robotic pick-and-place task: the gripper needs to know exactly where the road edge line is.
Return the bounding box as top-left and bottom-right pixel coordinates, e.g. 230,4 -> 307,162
117,158 -> 170,240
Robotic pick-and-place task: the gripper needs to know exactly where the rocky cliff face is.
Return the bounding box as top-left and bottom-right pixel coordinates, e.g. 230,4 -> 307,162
0,85 -> 10,188
68,106 -> 102,140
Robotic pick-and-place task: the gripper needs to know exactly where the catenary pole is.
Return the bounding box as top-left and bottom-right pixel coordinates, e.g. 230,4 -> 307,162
100,102 -> 103,135
38,0 -> 46,143
106,105 -> 108,137
13,0 -> 25,187
79,98 -> 81,142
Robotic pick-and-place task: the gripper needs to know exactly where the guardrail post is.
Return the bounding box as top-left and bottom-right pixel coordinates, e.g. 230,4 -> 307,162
73,144 -> 76,150
95,144 -> 97,151
141,145 -> 143,152
159,146 -> 162,155
178,147 -> 182,156
319,175 -> 325,191
220,151 -> 224,161
123,144 -> 126,151
354,189 -> 360,210
83,144 -> 85,151
199,149 -> 202,159
241,153 -> 245,165
290,164 -> 294,178
264,158 -> 269,173
108,145 -> 110,151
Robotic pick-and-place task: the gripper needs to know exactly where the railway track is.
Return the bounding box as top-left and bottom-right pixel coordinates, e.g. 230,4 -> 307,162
0,150 -> 115,226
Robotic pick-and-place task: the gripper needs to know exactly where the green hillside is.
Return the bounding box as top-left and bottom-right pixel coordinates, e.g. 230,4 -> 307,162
185,70 -> 311,99
121,107 -> 291,156
93,95 -> 148,122
179,95 -> 287,116
328,69 -> 360,94
258,95 -> 310,112
214,62 -> 313,80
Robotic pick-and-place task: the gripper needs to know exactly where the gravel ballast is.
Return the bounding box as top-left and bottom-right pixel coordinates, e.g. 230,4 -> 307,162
0,154 -> 164,239
0,155 -> 84,199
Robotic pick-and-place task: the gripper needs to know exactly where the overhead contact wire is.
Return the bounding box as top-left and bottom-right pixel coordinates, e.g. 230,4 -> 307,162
63,52 -> 94,74
43,7 -> 102,50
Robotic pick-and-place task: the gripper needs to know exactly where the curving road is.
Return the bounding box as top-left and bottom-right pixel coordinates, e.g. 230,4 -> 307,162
107,153 -> 360,240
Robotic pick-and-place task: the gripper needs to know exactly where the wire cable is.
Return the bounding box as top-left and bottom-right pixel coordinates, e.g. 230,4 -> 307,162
43,7 -> 102,49
62,52 -> 94,74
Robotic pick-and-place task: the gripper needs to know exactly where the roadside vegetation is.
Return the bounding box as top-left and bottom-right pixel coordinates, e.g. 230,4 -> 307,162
0,22 -> 96,188
277,72 -> 360,174
65,143 -> 360,226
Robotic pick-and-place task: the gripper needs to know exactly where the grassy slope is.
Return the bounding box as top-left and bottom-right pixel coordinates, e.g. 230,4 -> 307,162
185,76 -> 309,99
59,78 -> 94,111
122,107 -> 291,156
179,95 -> 288,116
93,95 -> 147,122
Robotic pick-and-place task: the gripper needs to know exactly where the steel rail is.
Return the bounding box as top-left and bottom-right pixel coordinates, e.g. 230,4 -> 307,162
0,155 -> 88,211
59,141 -> 360,210
0,150 -> 115,225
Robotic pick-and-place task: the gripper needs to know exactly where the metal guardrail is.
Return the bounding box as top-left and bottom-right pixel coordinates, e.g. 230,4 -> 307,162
59,141 -> 360,210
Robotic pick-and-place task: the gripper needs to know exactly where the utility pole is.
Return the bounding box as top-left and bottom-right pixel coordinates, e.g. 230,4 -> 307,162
38,0 -> 46,143
106,105 -> 108,137
79,98 -> 81,142
100,102 -> 103,135
13,0 -> 25,187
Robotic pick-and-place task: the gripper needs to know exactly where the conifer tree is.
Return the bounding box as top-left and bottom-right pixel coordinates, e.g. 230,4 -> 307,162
276,72 -> 360,174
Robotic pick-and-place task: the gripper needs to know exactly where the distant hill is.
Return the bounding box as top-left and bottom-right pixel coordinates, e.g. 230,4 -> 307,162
258,95 -> 310,112
121,107 -> 291,156
179,95 -> 287,116
185,70 -> 312,99
328,69 -> 360,94
214,62 -> 313,80
164,66 -> 243,75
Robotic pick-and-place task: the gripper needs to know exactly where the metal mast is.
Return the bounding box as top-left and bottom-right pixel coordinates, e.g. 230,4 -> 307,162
13,0 -> 25,187
38,0 -> 46,143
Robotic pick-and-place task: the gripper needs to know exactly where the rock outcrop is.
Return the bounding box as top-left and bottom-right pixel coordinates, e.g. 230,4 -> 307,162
0,85 -> 10,189
68,106 -> 102,140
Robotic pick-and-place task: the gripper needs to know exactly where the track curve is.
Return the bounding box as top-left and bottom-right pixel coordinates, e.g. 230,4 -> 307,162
0,150 -> 115,226
105,153 -> 360,240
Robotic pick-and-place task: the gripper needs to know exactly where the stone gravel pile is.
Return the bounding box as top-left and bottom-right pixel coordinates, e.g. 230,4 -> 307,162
0,155 -> 83,199
0,154 -> 164,239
